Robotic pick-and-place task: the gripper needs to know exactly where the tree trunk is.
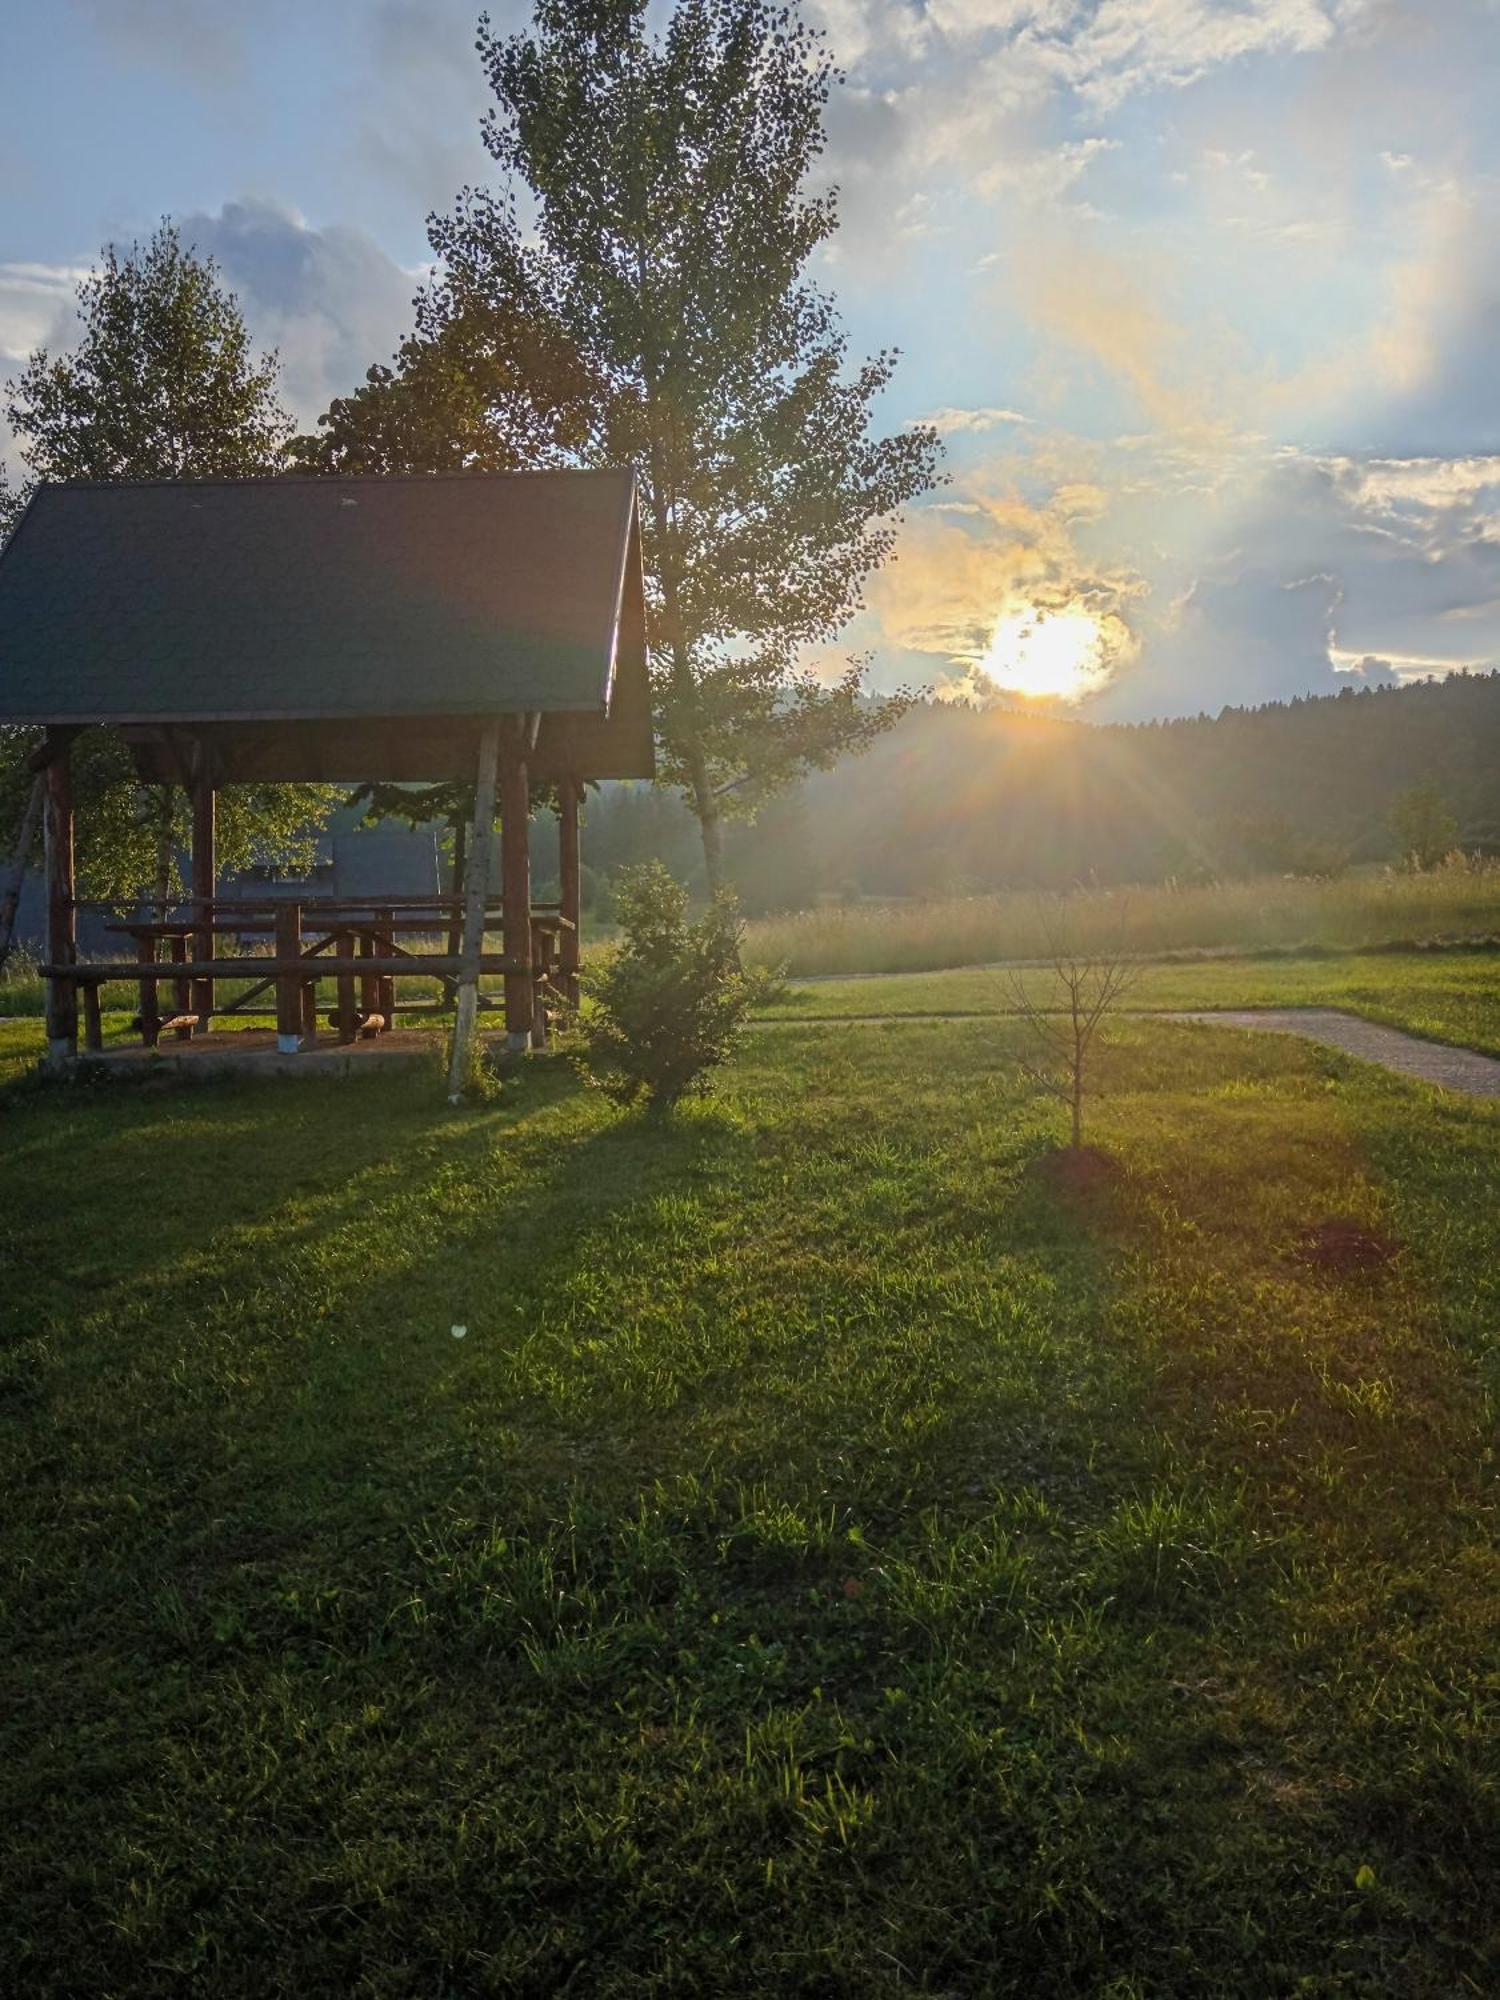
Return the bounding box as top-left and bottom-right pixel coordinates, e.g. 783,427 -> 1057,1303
692,759 -> 726,897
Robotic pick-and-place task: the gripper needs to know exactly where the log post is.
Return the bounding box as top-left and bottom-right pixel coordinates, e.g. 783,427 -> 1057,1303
376,908 -> 395,1023
275,902 -> 303,1054
531,922 -> 553,1049
358,929 -> 379,1020
169,934 -> 192,1041
136,931 -> 161,1048
190,751 -> 216,1025
558,775 -> 582,1007
43,736 -> 77,1063
499,717 -> 533,1052
336,929 -> 357,1043
446,720 -> 502,1101
300,971 -> 320,1046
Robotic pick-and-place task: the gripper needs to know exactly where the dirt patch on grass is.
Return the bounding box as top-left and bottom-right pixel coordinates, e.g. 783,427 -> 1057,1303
1030,1144 -> 1125,1200
1295,1218 -> 1400,1278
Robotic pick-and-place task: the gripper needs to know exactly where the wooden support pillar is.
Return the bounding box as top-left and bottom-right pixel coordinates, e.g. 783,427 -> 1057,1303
43,736 -> 77,1063
300,975 -> 320,1047
358,929 -> 379,1021
558,775 -> 582,1007
446,720 -> 502,1101
375,908 -> 395,1022
169,934 -> 192,1040
336,929 -> 357,1043
136,931 -> 161,1048
499,717 -> 533,1051
81,981 -> 103,1053
190,754 -> 216,1027
274,902 -> 303,1053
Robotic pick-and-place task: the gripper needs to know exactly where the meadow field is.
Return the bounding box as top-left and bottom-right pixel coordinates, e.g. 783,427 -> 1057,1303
742,861 -> 1500,975
4,943 -> 1500,1994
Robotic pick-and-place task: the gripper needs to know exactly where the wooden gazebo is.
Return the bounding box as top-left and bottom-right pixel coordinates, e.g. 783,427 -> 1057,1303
0,468 -> 652,1081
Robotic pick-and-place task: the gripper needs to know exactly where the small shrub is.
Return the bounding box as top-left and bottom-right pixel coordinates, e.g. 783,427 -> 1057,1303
573,861 -> 757,1110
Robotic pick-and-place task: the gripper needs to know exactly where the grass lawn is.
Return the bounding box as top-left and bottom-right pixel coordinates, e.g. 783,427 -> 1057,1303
4,1005 -> 1500,1994
764,949 -> 1500,1056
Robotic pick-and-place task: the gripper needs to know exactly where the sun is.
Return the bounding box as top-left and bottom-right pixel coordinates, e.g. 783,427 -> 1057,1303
980,604 -> 1111,702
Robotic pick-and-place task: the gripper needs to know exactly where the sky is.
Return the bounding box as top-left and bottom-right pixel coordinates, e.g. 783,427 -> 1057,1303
3,0 -> 1499,720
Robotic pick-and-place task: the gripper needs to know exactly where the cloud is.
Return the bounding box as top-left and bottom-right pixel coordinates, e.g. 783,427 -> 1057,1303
0,263 -> 91,374
919,406 -> 1033,433
1033,0 -> 1347,112
1335,654 -> 1403,687
976,135 -> 1118,205
173,199 -> 419,425
867,468 -> 1145,696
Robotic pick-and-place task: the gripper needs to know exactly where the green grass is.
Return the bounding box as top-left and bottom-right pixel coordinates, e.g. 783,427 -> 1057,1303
764,949 -> 1500,1055
4,1002 -> 1500,1994
743,863 -> 1500,974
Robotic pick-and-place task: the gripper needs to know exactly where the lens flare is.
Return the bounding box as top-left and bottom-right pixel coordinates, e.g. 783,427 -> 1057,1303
981,605 -> 1112,702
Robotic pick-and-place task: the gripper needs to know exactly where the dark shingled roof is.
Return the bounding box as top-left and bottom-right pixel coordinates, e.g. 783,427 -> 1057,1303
0,471 -> 649,765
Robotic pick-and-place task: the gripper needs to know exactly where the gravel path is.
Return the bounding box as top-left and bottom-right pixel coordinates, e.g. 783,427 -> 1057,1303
1162,1007 -> 1500,1097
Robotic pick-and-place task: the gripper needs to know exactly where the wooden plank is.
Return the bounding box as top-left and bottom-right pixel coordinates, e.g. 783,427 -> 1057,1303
107,915 -> 508,937
558,774 -> 582,1006
46,954 -> 523,979
219,931 -> 341,1015
42,734 -> 77,1061
499,716 -> 533,1050
274,903 -> 303,1053
446,719 -> 502,1102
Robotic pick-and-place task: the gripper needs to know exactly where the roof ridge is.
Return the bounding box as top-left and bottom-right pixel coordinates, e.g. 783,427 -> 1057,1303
42,467 -> 634,492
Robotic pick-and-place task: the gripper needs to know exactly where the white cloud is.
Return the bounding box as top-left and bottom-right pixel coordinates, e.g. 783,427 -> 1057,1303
977,135 -> 1118,203
919,406 -> 1033,433
0,263 -> 91,374
173,199 -> 419,426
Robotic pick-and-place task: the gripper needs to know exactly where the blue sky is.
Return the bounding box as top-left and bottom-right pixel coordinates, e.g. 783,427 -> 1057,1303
4,0 -> 1499,718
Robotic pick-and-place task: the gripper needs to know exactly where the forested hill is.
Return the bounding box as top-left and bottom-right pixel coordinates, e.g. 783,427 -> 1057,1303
582,670 -> 1500,908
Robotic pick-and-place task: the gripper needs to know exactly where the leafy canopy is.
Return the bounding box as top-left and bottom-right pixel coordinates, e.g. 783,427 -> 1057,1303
2,222 -> 336,905
301,0 -> 942,885
1389,780 -> 1459,874
5,222 -> 291,482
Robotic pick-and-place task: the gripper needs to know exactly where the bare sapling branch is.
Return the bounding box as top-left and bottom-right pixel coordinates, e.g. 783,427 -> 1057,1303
1005,895 -> 1141,1150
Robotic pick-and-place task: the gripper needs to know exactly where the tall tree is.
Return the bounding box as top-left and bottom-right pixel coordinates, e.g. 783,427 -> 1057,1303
2,223 -> 338,910
304,0 -> 942,890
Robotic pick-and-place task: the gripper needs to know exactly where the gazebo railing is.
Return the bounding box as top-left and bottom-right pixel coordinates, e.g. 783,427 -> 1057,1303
47,893 -> 576,1053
